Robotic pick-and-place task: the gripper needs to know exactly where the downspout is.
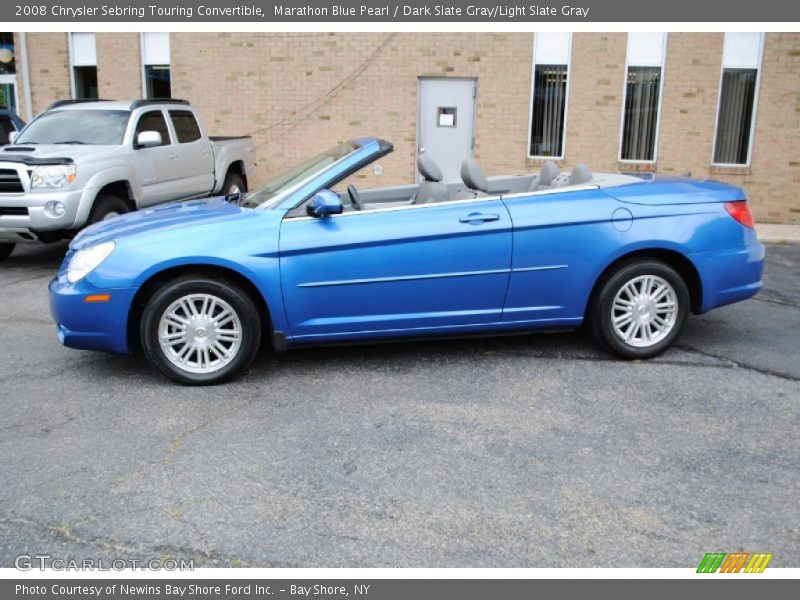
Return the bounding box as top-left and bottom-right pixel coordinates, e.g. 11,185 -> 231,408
19,32 -> 33,120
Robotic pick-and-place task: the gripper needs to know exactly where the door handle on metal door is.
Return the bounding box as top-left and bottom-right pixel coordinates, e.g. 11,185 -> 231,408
168,153 -> 178,160
459,212 -> 500,224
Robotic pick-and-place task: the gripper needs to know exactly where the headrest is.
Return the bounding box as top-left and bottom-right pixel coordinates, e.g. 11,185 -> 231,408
569,163 -> 593,185
540,161 -> 560,186
417,154 -> 443,183
460,158 -> 489,193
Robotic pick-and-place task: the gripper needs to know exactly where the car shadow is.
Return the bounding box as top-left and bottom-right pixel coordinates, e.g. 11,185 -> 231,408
3,242 -> 68,271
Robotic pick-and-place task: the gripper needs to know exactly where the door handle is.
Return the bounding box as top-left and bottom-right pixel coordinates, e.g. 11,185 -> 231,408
168,153 -> 178,160
459,212 -> 500,224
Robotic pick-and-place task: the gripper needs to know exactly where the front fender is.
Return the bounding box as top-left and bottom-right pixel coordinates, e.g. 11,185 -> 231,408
87,249 -> 288,337
74,165 -> 141,226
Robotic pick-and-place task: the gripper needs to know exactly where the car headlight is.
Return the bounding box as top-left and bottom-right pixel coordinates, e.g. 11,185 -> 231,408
31,165 -> 77,189
66,241 -> 115,283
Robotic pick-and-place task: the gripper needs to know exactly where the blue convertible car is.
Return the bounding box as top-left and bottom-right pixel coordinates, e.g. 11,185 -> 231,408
50,137 -> 764,384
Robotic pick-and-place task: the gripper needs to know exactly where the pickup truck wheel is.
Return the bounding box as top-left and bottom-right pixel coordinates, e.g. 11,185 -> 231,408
589,260 -> 689,359
222,173 -> 245,195
88,194 -> 129,225
0,243 -> 15,261
140,277 -> 261,385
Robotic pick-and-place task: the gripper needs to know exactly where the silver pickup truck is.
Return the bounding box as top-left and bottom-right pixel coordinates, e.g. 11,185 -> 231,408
0,98 -> 254,260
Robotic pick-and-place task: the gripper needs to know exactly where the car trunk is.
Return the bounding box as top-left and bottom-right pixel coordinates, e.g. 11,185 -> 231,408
610,175 -> 746,206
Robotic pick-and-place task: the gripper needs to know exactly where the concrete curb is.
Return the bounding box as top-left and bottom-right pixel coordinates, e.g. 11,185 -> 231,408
756,224 -> 800,245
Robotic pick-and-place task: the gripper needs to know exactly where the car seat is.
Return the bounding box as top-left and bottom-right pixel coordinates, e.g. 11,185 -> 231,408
410,154 -> 451,204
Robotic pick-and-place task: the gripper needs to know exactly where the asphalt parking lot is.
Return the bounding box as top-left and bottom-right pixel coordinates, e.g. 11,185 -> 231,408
0,242 -> 798,568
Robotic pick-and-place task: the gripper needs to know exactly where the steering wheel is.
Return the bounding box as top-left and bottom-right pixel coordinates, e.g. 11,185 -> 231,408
347,185 -> 364,211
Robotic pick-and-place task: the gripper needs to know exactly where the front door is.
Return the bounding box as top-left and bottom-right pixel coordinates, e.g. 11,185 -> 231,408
417,78 -> 476,182
129,109 -> 180,206
279,198 -> 513,342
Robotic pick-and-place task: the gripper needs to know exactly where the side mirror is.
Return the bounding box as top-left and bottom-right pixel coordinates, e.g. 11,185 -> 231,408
7,131 -> 18,144
306,189 -> 343,218
136,130 -> 162,148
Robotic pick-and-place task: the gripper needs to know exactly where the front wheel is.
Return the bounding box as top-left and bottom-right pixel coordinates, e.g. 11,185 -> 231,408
140,277 -> 262,385
87,194 -> 130,225
0,243 -> 15,261
589,260 -> 689,359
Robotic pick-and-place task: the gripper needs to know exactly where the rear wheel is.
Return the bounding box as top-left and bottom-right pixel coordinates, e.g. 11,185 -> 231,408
0,243 -> 15,261
222,172 -> 246,195
589,260 -> 689,359
87,194 -> 129,226
140,276 -> 261,385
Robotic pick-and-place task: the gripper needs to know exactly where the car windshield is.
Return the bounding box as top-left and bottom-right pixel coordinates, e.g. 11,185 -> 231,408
242,141 -> 359,208
15,109 -> 130,145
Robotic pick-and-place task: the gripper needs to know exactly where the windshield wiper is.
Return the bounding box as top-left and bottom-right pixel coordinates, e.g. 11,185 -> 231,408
53,140 -> 87,144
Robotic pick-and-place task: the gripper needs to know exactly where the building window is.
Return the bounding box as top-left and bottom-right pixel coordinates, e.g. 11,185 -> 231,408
141,33 -> 171,99
620,33 -> 667,163
0,32 -> 16,75
529,33 -> 571,159
0,32 -> 17,112
69,33 -> 98,99
713,33 -> 764,166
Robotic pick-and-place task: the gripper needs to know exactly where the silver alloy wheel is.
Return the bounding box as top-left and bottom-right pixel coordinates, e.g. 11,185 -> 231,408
103,211 -> 121,220
158,293 -> 243,374
611,275 -> 678,348
228,184 -> 241,194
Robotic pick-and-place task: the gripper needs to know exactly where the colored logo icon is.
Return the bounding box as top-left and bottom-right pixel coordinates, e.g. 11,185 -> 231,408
697,552 -> 773,573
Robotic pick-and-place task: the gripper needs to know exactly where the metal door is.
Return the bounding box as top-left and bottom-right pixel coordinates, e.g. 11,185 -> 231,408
417,78 -> 476,182
279,197 -> 512,341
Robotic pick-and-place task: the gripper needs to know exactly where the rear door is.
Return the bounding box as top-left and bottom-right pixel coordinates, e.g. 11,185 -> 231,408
279,197 -> 513,342
167,109 -> 215,197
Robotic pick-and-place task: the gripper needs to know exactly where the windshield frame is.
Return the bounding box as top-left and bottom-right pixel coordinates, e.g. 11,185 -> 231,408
248,139 -> 393,212
245,141 -> 363,210
15,109 -> 132,146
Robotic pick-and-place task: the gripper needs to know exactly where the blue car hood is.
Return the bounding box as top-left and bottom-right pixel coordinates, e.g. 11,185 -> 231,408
71,197 -> 259,250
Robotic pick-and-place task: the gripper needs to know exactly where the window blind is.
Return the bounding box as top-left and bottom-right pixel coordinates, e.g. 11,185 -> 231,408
620,66 -> 661,162
529,65 -> 568,158
714,69 -> 758,165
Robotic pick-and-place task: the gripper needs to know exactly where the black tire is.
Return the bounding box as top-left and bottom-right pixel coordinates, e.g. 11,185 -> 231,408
221,172 -> 246,195
0,243 -> 15,261
140,276 -> 262,385
588,260 -> 690,359
87,194 -> 129,226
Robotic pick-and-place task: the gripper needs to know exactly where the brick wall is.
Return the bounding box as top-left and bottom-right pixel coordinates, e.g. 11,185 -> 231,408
560,33 -> 628,173
11,32 -> 800,223
96,33 -> 141,99
747,33 -> 800,223
14,32 -> 70,117
170,32 -> 532,190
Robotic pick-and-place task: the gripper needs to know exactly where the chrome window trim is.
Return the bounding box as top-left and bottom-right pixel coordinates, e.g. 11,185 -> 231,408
500,184 -> 599,201
284,194 -> 505,221
284,184 -> 601,222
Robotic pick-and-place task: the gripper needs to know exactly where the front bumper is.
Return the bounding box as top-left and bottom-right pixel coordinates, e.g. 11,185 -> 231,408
49,275 -> 136,354
0,187 -> 86,242
691,241 -> 765,313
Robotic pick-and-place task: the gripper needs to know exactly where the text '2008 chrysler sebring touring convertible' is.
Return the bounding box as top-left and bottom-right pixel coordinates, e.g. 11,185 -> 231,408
50,138 -> 764,384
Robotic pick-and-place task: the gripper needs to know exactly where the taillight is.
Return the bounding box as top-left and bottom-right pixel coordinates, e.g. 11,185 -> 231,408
724,201 -> 754,228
